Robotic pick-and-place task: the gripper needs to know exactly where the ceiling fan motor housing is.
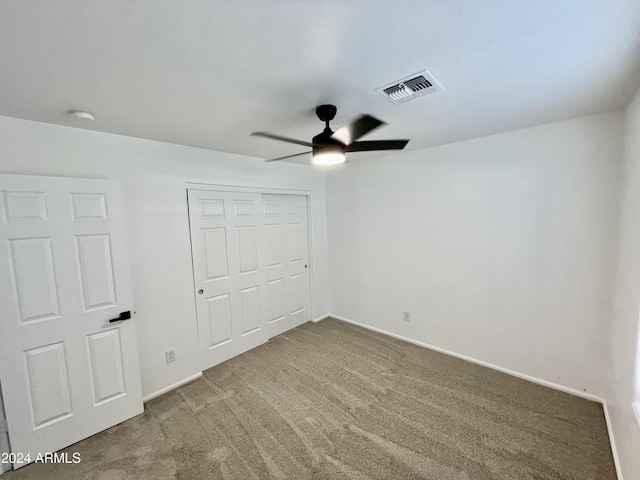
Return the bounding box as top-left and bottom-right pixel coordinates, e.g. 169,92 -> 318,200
312,130 -> 345,157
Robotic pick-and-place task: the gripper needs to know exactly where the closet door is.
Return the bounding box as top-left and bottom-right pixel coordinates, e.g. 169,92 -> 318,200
262,194 -> 311,338
187,190 -> 267,369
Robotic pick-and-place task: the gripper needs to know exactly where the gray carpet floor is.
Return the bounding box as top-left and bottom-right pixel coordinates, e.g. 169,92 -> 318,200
4,318 -> 616,479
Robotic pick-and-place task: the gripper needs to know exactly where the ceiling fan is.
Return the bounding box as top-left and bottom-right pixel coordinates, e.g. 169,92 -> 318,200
251,104 -> 409,166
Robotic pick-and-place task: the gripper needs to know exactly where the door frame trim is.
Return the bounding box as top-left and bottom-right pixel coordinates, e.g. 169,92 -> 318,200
185,182 -> 310,196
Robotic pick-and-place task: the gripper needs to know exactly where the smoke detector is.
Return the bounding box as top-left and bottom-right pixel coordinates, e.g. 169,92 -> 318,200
376,70 -> 443,104
68,110 -> 96,122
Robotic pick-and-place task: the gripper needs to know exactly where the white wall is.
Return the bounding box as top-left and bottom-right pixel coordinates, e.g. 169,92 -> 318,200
608,86 -> 640,480
0,116 -> 329,399
326,111 -> 623,396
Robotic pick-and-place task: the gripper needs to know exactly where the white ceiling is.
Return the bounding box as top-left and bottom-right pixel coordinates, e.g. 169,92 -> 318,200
1,1 -> 640,164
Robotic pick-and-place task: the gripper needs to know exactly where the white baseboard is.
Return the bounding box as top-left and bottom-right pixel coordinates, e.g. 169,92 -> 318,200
138,316 -> 623,479
602,400 -> 624,480
329,314 -> 625,478
142,372 -> 203,403
329,314 -> 604,403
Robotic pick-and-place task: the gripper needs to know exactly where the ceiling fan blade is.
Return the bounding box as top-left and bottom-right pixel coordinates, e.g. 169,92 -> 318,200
346,139 -> 409,152
251,131 -> 314,148
265,151 -> 312,162
330,115 -> 385,145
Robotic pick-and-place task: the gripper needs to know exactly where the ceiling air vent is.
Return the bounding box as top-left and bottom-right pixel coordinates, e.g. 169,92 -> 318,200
376,70 -> 442,104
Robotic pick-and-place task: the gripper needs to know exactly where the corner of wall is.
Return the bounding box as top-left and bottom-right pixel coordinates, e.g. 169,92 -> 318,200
606,84 -> 640,480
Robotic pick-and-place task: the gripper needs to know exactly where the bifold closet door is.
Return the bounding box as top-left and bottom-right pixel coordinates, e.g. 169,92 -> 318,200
262,194 -> 311,338
0,174 -> 143,468
187,190 -> 268,370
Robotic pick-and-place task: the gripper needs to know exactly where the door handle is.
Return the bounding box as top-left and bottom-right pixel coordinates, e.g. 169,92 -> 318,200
109,311 -> 132,323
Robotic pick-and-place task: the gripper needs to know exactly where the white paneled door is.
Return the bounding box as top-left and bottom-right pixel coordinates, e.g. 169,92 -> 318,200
188,190 -> 311,370
0,175 -> 142,468
262,194 -> 311,338
188,190 -> 269,369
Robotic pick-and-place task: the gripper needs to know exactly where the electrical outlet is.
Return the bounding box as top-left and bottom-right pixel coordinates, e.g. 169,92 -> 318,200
165,349 -> 176,364
403,311 -> 410,322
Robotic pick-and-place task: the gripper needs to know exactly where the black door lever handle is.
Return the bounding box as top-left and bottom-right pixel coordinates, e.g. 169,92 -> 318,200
109,311 -> 132,323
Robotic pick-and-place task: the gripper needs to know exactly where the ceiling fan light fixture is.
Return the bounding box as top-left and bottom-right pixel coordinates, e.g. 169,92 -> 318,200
312,143 -> 346,166
312,151 -> 345,166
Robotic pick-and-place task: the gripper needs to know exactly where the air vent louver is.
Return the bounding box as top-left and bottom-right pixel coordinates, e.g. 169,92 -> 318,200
376,70 -> 442,104
383,84 -> 412,102
404,75 -> 432,92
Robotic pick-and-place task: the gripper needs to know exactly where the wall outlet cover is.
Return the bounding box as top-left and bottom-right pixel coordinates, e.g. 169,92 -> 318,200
165,349 -> 176,364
